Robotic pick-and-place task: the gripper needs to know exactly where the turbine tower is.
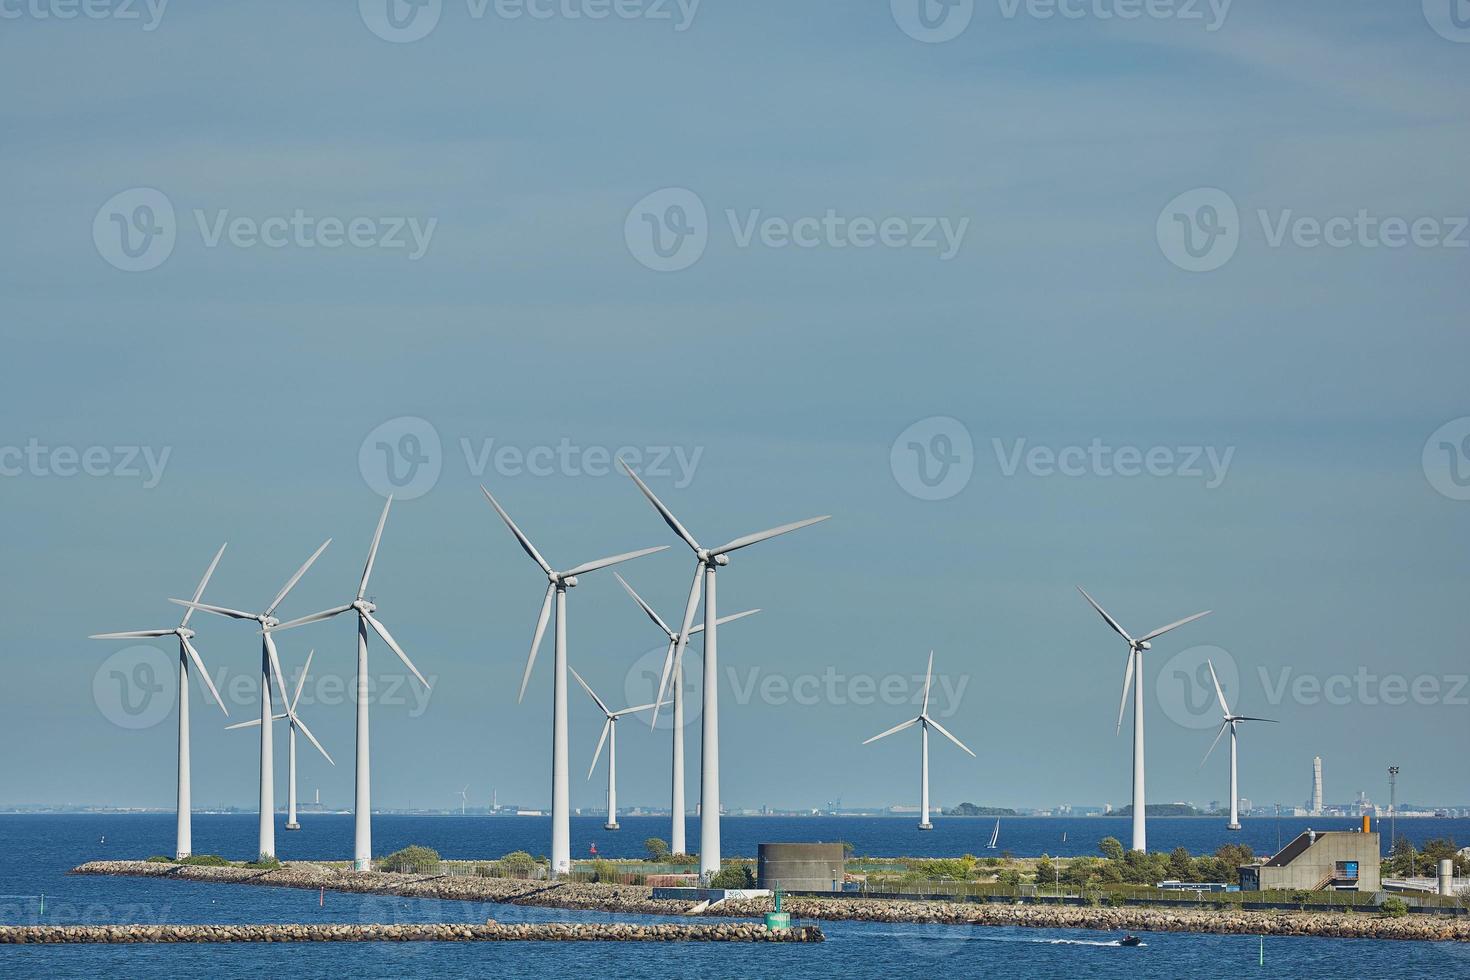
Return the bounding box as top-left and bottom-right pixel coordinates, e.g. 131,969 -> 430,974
1077,586 -> 1210,853
171,539 -> 332,859
620,458 -> 828,879
89,544 -> 230,859
861,652 -> 974,830
612,572 -> 757,854
481,485 -> 667,875
1200,658 -> 1276,831
570,667 -> 664,831
266,497 -> 428,870
227,649 -> 334,830
459,785 -> 470,816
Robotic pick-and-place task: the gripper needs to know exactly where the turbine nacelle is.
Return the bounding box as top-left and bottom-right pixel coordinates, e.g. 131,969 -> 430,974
1135,639 -> 1152,651
352,598 -> 377,614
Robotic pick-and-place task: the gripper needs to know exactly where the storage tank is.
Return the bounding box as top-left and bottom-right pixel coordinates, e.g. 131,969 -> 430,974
1440,858 -> 1455,896
757,843 -> 845,892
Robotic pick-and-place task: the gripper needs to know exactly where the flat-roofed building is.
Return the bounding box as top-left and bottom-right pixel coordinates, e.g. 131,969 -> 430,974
1239,828 -> 1380,892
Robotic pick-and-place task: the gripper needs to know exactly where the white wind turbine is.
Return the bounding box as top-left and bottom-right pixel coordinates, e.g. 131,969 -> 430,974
861,652 -> 974,830
459,785 -> 470,816
570,667 -> 665,831
1077,586 -> 1211,853
619,459 -> 828,878
264,497 -> 429,871
89,544 -> 230,860
481,485 -> 668,875
226,649 -> 333,830
170,539 -> 333,859
612,572 -> 758,855
1200,658 -> 1276,831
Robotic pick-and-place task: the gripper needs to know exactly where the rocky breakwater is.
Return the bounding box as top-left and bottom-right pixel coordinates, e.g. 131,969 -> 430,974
0,921 -> 824,944
712,895 -> 1470,943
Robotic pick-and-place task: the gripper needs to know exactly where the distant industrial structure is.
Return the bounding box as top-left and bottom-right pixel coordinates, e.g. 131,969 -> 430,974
1309,756 -> 1324,816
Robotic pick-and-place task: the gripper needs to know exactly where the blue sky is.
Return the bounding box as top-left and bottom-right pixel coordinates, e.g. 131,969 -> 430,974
1,1 -> 1467,815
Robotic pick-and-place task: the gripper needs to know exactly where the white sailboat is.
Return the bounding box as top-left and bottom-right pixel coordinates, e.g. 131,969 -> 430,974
987,819 -> 1000,849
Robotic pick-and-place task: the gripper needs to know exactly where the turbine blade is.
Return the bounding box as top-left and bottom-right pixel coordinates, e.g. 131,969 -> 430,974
480,486 -> 554,576
266,539 -> 332,618
693,608 -> 760,634
1200,720 -> 1230,768
168,599 -> 255,621
921,651 -> 934,716
1138,609 -> 1211,644
180,543 -> 228,629
1207,658 -> 1230,717
518,583 -> 554,703
563,544 -> 670,579
182,635 -> 228,716
1235,716 -> 1278,723
862,716 -> 920,745
363,611 -> 429,690
588,719 -> 611,780
1076,586 -> 1133,644
1116,649 -> 1136,735
924,715 -> 976,757
613,572 -> 676,640
710,516 -> 830,556
569,665 -> 611,716
618,457 -> 701,553
225,717 -> 264,731
653,562 -> 702,728
358,496 -> 392,600
291,649 -> 314,713
293,715 -> 335,766
271,604 -> 354,633
263,634 -> 295,719
89,629 -> 174,639
617,700 -> 664,716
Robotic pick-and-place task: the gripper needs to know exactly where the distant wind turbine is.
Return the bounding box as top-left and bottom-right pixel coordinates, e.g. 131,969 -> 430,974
612,572 -> 758,854
459,785 -> 470,816
266,497 -> 428,870
1200,658 -> 1276,831
171,539 -> 333,859
227,649 -> 333,830
619,458 -> 828,879
90,544 -> 230,860
1077,586 -> 1210,852
570,667 -> 664,831
861,652 -> 974,830
481,485 -> 667,875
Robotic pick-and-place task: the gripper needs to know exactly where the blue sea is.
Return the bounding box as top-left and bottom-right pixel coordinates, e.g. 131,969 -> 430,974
2,813 -> 1466,978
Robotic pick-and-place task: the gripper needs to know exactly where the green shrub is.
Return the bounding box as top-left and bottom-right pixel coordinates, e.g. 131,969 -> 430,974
245,854 -> 281,870
498,850 -> 537,878
379,845 -> 441,874
180,854 -> 230,867
668,852 -> 697,865
710,865 -> 755,889
589,859 -> 620,883
474,864 -> 495,877
145,855 -> 173,864
1380,896 -> 1409,918
644,838 -> 670,861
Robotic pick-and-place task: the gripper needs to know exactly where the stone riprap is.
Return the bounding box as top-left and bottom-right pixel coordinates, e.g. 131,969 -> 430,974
72,861 -> 1470,943
0,921 -> 823,944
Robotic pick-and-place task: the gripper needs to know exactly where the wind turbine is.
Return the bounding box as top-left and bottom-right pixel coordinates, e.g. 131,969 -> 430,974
170,539 -> 332,859
1076,586 -> 1210,852
1201,658 -> 1276,831
89,544 -> 229,860
618,459 -> 828,878
861,652 -> 974,830
570,667 -> 664,831
612,572 -> 758,854
264,497 -> 428,871
458,785 -> 470,816
226,649 -> 333,830
480,485 -> 668,875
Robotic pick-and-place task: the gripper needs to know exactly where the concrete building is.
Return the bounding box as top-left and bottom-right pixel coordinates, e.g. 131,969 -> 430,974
1238,826 -> 1380,892
1310,756 -> 1324,816
757,843 -> 845,892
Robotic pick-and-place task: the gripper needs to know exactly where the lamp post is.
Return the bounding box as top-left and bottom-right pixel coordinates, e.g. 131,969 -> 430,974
1388,766 -> 1400,862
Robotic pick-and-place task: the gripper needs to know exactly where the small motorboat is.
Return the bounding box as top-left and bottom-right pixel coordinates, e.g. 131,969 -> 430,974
1119,934 -> 1144,947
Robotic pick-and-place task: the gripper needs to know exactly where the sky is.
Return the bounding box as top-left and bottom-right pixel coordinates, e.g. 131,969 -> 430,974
1,1 -> 1467,817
